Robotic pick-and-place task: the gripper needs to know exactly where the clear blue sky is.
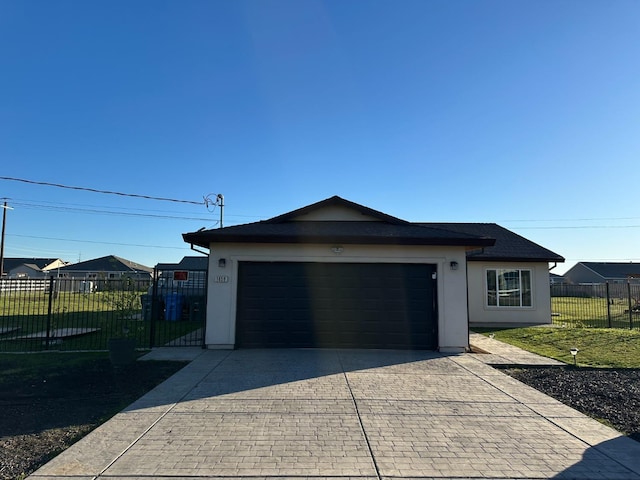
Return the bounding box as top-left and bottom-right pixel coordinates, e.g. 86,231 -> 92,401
1,0 -> 639,274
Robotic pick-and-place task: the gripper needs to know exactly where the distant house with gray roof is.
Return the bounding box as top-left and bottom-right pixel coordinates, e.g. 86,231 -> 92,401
1,258 -> 67,278
563,262 -> 640,285
154,256 -> 207,294
57,255 -> 152,281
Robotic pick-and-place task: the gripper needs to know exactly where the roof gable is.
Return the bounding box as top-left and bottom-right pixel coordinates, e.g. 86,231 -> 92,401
264,196 -> 409,224
2,257 -> 64,272
59,255 -> 152,273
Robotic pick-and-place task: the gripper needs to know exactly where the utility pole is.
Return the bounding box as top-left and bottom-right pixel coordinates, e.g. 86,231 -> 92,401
0,201 -> 12,278
217,194 -> 224,228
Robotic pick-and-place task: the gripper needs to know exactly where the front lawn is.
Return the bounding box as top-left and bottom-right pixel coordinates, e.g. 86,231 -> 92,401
475,326 -> 640,368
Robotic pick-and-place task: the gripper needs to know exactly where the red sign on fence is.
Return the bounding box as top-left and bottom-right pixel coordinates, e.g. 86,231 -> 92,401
173,271 -> 189,281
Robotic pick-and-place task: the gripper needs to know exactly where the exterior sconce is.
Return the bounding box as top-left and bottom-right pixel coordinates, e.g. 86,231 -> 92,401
331,246 -> 344,254
218,258 -> 226,268
449,261 -> 459,271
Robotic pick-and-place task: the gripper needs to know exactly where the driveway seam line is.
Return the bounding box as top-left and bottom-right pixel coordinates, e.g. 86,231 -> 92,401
451,355 -> 640,477
95,350 -> 233,478
339,359 -> 382,480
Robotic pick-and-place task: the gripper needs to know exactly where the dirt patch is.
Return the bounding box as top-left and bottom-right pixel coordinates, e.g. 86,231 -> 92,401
0,358 -> 186,480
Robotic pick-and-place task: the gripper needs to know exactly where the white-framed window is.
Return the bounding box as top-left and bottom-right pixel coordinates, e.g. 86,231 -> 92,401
486,268 -> 532,308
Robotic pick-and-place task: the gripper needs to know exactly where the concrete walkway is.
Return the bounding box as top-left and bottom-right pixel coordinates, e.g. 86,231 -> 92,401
29,342 -> 640,479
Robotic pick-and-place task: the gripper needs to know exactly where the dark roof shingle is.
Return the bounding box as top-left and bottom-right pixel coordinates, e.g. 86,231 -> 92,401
421,223 -> 564,262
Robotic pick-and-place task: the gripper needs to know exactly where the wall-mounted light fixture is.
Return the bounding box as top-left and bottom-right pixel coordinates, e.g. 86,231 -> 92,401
218,258 -> 226,268
331,246 -> 344,254
449,261 -> 459,271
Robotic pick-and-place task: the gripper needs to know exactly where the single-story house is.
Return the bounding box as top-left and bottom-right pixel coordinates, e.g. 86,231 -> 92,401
155,256 -> 208,293
563,262 -> 640,285
57,255 -> 153,281
183,196 -> 564,352
2,258 -> 67,278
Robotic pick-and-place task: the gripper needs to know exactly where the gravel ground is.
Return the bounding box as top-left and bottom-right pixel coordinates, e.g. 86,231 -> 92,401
503,366 -> 640,442
1,362 -> 638,479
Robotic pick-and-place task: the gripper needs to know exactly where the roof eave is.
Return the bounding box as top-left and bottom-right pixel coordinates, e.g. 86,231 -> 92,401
467,255 -> 565,263
182,233 -> 495,248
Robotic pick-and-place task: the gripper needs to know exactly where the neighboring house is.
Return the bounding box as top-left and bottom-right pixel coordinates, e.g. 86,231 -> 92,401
1,258 -> 67,278
183,196 -> 564,352
57,255 -> 153,280
549,273 -> 566,285
155,256 -> 208,294
563,262 -> 640,285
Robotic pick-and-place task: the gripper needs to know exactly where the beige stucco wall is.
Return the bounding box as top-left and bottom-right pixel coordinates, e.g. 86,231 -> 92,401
204,242 -> 470,352
466,261 -> 552,326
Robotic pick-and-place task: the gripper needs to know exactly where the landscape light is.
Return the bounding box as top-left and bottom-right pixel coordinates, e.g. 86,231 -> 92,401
570,348 -> 579,366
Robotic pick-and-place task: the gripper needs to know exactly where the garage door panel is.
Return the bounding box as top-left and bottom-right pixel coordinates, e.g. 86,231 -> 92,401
236,262 -> 437,349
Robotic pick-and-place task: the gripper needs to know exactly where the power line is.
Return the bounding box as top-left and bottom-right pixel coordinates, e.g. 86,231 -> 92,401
10,200 -> 214,221
501,216 -> 640,223
512,225 -> 640,230
8,233 -> 189,250
0,176 -> 206,205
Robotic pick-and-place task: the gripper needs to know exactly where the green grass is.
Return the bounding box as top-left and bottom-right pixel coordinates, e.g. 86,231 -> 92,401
475,326 -> 640,368
0,290 -> 204,352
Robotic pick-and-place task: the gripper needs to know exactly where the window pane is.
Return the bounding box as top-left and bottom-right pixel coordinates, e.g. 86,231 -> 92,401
498,269 -> 521,306
486,270 -> 497,306
521,270 -> 532,306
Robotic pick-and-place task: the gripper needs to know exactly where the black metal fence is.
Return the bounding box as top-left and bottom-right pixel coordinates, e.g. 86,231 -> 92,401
0,272 -> 207,353
551,283 -> 640,329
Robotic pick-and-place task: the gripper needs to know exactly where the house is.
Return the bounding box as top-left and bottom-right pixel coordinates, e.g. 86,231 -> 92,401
57,255 -> 153,281
1,258 -> 67,278
155,256 -> 208,294
563,262 -> 640,285
549,273 -> 566,285
183,196 -> 564,352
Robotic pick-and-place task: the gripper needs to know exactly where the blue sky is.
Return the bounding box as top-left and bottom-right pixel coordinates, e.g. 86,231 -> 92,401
1,0 -> 639,274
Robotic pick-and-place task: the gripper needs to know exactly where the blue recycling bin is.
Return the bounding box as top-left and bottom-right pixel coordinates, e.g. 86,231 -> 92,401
164,293 -> 184,321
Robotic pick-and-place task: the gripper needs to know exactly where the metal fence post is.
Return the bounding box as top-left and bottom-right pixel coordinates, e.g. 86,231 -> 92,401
45,276 -> 54,350
149,267 -> 158,348
628,282 -> 633,330
606,282 -> 612,328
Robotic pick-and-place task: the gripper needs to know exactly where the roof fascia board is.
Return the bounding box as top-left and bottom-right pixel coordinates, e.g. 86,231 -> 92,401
185,235 -> 495,248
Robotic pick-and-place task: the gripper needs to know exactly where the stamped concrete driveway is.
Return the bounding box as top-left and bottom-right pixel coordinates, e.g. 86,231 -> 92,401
30,349 -> 640,479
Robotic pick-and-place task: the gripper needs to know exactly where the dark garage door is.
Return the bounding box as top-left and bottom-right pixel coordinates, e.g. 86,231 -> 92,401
236,262 -> 438,349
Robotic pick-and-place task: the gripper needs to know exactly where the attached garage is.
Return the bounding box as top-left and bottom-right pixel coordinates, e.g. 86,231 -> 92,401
236,261 -> 438,349
183,196 -> 498,352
